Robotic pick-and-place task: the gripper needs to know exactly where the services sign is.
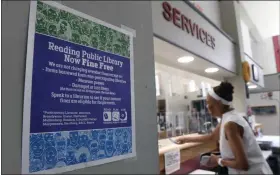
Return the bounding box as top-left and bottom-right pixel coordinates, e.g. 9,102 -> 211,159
152,1 -> 236,74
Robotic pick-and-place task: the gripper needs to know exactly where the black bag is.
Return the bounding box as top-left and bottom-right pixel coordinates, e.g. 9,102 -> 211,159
267,155 -> 279,175
200,152 -> 228,175
216,165 -> 228,175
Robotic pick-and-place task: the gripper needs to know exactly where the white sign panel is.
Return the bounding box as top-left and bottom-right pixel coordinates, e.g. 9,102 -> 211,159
152,1 -> 236,74
164,148 -> 180,174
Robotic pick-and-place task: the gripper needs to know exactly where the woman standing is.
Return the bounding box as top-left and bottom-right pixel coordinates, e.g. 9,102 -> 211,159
176,82 -> 272,174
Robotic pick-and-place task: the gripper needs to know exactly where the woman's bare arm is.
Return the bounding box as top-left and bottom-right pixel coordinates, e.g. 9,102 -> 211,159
176,123 -> 220,143
220,122 -> 249,171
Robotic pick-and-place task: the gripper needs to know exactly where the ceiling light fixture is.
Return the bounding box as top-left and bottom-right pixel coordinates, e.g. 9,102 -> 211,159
248,85 -> 258,89
205,67 -> 219,73
177,56 -> 194,63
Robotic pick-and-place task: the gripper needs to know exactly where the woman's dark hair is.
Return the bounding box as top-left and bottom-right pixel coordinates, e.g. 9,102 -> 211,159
213,81 -> 234,102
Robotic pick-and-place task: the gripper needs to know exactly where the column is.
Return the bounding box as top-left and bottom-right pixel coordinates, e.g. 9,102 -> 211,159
220,1 -> 247,113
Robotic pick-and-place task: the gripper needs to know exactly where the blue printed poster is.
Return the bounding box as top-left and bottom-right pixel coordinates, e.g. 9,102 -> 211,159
22,1 -> 135,174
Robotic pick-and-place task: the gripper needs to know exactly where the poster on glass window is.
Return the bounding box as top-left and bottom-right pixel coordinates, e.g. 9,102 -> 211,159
22,1 -> 135,174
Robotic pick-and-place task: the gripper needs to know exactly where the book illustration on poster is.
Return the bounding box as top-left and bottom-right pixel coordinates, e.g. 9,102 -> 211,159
22,1 -> 135,174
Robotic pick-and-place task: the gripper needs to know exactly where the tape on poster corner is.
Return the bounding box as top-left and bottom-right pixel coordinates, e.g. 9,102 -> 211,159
121,24 -> 136,38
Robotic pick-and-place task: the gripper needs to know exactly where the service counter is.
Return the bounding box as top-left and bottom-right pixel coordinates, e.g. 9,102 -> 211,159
158,133 -> 217,173
158,133 -> 279,174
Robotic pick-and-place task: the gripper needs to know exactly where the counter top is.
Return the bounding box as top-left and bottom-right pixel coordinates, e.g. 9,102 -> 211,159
158,134 -> 217,172
256,135 -> 280,148
158,133 -> 205,156
158,134 -> 277,173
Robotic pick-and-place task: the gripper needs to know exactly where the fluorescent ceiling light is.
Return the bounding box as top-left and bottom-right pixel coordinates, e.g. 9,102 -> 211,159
205,67 -> 219,73
248,85 -> 258,89
177,56 -> 194,63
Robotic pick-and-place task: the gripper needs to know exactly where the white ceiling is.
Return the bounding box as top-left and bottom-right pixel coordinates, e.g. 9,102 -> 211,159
153,37 -> 235,81
240,1 -> 280,39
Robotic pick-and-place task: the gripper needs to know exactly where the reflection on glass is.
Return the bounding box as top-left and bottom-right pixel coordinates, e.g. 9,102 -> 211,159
155,74 -> 160,96
188,80 -> 196,92
155,63 -> 220,142
201,82 -> 206,97
168,79 -> 173,97
156,86 -> 219,140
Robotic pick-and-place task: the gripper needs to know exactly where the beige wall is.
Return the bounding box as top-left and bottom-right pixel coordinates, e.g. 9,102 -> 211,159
261,38 -> 278,75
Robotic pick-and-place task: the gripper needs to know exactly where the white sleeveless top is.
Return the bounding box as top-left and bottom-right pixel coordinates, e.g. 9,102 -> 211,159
219,110 -> 272,174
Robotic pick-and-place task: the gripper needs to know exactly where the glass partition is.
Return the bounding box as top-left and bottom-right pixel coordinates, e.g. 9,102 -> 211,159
155,63 -> 220,140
